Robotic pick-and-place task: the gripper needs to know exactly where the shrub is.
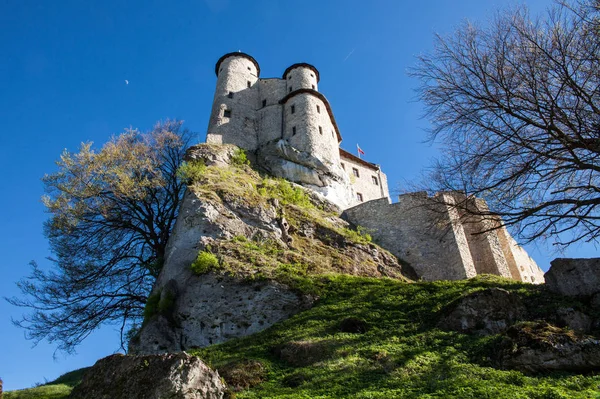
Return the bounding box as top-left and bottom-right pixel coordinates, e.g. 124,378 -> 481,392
143,292 -> 161,320
231,148 -> 250,166
258,178 -> 313,209
177,160 -> 206,183
219,360 -> 266,391
342,225 -> 372,244
191,250 -> 220,275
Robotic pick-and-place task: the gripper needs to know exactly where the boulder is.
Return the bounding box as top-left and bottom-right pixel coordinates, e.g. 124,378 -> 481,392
498,322 -> 600,373
555,307 -> 592,333
437,288 -> 525,335
69,353 -> 226,399
544,258 -> 600,297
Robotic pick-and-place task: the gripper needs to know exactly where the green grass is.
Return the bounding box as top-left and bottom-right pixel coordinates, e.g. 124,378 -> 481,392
4,368 -> 89,399
190,275 -> 600,399
4,384 -> 72,399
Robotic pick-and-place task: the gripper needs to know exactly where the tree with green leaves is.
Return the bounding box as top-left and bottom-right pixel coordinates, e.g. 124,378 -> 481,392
8,120 -> 193,353
411,0 -> 600,247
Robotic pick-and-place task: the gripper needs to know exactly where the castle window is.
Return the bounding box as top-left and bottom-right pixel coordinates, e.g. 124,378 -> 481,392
262,99 -> 267,107
352,168 -> 360,177
289,86 -> 292,93
357,193 -> 364,202
247,81 -> 251,88
319,126 -> 323,135
292,126 -> 297,136
341,163 -> 345,170
372,176 -> 379,185
223,109 -> 231,118
247,66 -> 251,71
312,85 -> 315,90
316,105 -> 320,113
291,105 -> 295,114
288,75 -> 291,80
228,91 -> 234,99
310,73 -> 314,78
332,131 -> 334,138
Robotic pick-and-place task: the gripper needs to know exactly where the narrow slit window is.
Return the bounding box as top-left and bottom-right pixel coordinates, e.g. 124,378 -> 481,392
247,81 -> 251,88
316,105 -> 320,113
319,126 -> 323,135
341,163 -> 345,170
291,105 -> 295,114
312,84 -> 315,89
223,109 -> 231,118
247,66 -> 251,71
228,91 -> 234,99
292,126 -> 297,136
352,168 -> 360,177
372,176 -> 379,185
262,99 -> 267,107
357,193 -> 364,202
289,86 -> 293,93
332,131 -> 334,138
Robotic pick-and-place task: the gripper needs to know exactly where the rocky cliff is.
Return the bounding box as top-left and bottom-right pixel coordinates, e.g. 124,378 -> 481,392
130,144 -> 413,354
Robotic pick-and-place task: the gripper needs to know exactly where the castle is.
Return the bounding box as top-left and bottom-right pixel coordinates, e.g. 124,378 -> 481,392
203,52 -> 544,284
205,52 -> 389,209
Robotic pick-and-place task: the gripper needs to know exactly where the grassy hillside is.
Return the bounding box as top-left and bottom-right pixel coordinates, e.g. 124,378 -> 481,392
192,275 -> 600,399
7,275 -> 599,398
4,368 -> 88,399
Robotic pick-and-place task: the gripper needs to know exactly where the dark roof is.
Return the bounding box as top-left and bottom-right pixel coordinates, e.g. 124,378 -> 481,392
279,89 -> 342,142
215,52 -> 261,77
282,63 -> 320,82
339,148 -> 380,171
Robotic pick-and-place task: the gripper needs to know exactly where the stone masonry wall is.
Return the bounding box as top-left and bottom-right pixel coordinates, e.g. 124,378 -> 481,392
341,153 -> 389,206
343,194 -> 476,281
343,192 -> 544,283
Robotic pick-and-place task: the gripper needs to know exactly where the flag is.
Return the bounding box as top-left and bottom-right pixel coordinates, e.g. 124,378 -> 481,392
357,144 -> 365,157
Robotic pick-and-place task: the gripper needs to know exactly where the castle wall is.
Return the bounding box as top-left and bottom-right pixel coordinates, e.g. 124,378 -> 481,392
340,153 -> 390,205
257,79 -> 286,145
343,194 -> 476,281
206,55 -> 260,150
342,192 -> 544,283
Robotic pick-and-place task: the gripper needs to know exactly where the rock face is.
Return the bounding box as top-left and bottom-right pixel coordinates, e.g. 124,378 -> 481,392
131,144 -> 409,354
131,274 -> 314,354
69,353 -> 226,399
498,322 -> 600,373
545,258 -> 600,297
438,288 -> 525,335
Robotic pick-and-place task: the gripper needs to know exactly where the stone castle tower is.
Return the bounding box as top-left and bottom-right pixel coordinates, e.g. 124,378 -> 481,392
205,52 -> 389,209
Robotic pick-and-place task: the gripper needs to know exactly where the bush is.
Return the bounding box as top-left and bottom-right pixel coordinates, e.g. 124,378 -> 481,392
258,178 -> 313,209
177,160 -> 206,183
143,292 -> 161,320
191,250 -> 220,275
231,148 -> 250,166
342,225 -> 372,244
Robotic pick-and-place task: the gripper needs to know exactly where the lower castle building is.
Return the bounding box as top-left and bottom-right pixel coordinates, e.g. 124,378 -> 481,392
203,52 -> 544,283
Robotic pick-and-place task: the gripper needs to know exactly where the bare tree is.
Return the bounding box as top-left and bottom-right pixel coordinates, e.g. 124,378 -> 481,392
411,0 -> 600,247
7,120 -> 193,353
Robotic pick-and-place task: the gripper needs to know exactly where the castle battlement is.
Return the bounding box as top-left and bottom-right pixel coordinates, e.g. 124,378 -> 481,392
205,52 -> 389,209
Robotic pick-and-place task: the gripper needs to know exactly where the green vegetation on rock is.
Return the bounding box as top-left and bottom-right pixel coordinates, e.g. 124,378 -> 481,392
191,250 -> 220,275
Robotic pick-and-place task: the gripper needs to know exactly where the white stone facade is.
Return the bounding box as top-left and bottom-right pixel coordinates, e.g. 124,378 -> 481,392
205,52 -> 389,209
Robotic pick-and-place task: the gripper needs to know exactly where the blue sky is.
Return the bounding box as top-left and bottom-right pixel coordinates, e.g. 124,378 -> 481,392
0,0 -> 596,391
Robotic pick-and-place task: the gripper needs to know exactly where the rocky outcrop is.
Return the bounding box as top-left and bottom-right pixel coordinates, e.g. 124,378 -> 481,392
131,144 -> 410,354
545,258 -> 600,297
258,139 -> 355,209
437,288 -> 525,335
131,274 -> 314,354
69,353 -> 226,399
498,322 -> 600,373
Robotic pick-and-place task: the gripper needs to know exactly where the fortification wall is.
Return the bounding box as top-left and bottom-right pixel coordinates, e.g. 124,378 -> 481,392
343,192 -> 544,283
343,194 -> 476,281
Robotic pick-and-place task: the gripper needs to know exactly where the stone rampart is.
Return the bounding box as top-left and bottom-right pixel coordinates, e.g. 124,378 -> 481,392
343,192 -> 544,283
